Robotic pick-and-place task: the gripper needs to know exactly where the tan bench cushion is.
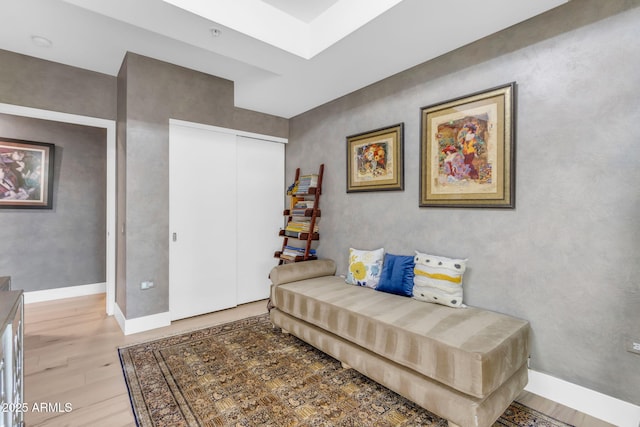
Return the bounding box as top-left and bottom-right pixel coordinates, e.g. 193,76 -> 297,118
272,275 -> 529,398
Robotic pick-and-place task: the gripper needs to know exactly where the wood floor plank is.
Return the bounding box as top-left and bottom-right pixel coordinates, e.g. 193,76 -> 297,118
515,391 -> 617,427
23,294 -> 268,426
28,395 -> 135,427
22,294 -> 614,427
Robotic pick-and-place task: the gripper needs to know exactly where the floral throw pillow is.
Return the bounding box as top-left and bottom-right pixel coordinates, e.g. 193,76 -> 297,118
345,248 -> 384,288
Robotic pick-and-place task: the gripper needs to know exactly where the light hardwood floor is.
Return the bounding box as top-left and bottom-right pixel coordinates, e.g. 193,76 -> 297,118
23,294 -> 614,427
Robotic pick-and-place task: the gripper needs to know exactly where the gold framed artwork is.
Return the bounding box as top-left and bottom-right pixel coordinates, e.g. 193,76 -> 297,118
420,82 -> 515,208
347,123 -> 404,192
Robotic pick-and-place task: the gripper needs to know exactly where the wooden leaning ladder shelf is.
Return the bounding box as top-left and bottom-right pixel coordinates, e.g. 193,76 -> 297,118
275,164 -> 324,264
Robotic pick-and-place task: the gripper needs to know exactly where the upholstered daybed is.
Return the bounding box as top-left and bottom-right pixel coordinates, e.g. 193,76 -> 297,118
268,259 -> 530,427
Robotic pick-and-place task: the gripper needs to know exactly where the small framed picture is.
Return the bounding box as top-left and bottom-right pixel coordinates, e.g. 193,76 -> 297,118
347,123 -> 404,193
0,137 -> 55,209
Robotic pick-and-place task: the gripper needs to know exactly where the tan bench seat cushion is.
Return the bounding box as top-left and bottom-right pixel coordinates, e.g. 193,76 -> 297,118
272,275 -> 530,399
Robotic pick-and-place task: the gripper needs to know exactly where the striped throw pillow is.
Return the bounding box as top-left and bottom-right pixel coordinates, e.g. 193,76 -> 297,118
413,251 -> 467,307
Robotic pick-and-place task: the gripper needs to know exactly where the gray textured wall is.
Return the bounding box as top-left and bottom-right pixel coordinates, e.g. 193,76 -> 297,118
119,53 -> 289,319
287,0 -> 640,405
0,114 -> 107,291
0,51 -> 115,293
0,49 -> 116,120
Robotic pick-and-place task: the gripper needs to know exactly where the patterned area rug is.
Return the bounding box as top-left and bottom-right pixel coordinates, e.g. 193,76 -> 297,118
119,314 -> 573,427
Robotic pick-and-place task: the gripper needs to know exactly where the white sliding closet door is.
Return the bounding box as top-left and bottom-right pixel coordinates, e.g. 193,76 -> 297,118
170,122 -> 286,321
236,136 -> 285,304
169,124 -> 238,320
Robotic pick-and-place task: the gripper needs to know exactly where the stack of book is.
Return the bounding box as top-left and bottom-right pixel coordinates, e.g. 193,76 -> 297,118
280,245 -> 317,261
291,199 -> 315,216
284,220 -> 319,237
295,174 -> 318,195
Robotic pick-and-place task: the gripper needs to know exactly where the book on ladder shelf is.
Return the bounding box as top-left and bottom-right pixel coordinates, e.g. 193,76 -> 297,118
275,164 -> 324,264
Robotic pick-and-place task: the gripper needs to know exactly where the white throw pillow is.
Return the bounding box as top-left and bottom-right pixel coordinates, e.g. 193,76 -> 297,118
413,251 -> 467,307
345,248 -> 384,288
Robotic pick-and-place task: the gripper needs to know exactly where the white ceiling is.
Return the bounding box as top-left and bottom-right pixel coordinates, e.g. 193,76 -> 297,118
0,0 -> 568,118
261,0 -> 341,23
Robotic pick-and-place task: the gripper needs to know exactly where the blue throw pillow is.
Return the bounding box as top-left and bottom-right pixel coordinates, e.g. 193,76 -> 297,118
376,253 -> 415,297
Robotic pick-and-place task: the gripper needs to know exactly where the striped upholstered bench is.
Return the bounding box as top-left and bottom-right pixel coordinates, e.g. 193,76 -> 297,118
269,259 -> 530,427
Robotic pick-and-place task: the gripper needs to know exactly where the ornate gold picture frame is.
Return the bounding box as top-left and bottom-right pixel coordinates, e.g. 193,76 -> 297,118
420,83 -> 515,208
347,123 -> 404,193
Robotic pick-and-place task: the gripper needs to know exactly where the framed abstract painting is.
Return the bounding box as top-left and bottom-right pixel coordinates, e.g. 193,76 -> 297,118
420,83 -> 516,208
0,137 -> 55,209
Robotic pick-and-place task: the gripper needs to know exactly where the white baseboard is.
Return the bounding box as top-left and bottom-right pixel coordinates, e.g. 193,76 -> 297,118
526,369 -> 640,427
24,282 -> 106,304
114,302 -> 171,336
